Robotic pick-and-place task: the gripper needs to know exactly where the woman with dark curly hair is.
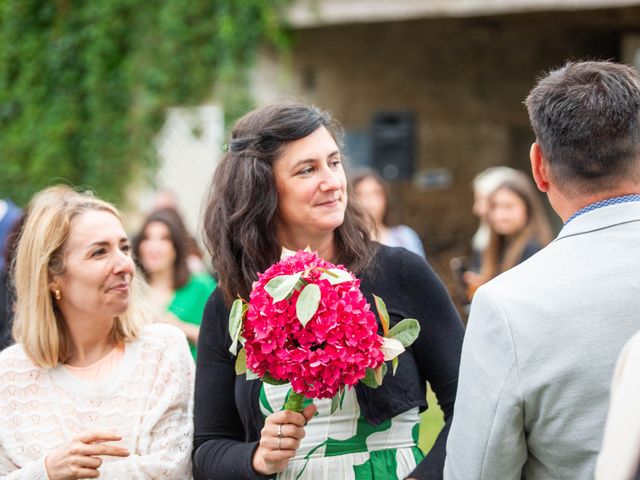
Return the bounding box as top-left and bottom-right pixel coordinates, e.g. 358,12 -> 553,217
193,103 -> 464,480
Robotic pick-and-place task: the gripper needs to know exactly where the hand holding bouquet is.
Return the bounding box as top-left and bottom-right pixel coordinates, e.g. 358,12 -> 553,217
229,250 -> 420,413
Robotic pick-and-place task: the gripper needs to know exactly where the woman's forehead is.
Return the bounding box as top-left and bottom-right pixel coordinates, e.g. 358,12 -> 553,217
66,210 -> 125,246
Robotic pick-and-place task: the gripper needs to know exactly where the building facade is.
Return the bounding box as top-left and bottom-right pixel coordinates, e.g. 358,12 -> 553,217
254,0 -> 640,261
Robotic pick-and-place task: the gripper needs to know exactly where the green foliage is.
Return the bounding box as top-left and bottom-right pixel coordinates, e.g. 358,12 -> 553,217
235,348 -> 247,375
228,298 -> 246,355
373,294 -> 390,335
265,272 -> 303,302
387,318 -> 420,348
0,0 -> 290,206
296,283 -> 320,327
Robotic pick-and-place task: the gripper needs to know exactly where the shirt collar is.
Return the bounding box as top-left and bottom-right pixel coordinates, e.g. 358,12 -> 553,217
564,194 -> 640,225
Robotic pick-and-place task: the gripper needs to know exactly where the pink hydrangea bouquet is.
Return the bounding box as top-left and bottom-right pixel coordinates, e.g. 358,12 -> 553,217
229,250 -> 420,413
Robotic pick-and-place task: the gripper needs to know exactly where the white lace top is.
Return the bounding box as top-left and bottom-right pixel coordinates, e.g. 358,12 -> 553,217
0,323 -> 194,479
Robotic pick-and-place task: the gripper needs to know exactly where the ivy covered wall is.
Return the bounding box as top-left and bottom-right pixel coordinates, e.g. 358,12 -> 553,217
0,0 -> 289,205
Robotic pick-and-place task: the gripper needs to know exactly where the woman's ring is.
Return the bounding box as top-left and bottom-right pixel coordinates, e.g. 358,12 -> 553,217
277,424 -> 283,449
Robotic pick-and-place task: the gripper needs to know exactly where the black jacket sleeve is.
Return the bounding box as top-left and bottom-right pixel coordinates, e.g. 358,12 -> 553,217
372,247 -> 464,480
192,290 -> 272,480
409,256 -> 463,479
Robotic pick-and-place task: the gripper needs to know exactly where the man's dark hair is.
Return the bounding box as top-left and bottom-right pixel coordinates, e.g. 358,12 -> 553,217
525,60 -> 640,194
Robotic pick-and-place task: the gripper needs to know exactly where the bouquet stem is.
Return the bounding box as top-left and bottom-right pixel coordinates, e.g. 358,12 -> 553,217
284,391 -> 305,412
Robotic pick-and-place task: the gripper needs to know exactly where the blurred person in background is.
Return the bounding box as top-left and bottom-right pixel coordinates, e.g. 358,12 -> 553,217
149,189 -> 210,274
463,174 -> 553,297
449,167 -> 524,310
0,185 -> 193,479
0,198 -> 21,272
351,168 -> 426,258
446,59 -> 640,480
0,213 -> 26,351
134,207 -> 216,358
468,167 -> 521,271
595,328 -> 640,480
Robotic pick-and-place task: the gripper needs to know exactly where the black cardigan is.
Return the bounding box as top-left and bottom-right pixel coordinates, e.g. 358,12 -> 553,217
193,245 -> 464,479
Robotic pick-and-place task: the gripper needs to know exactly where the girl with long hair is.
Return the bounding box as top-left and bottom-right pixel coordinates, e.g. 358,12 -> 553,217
465,175 -> 553,296
133,208 -> 216,358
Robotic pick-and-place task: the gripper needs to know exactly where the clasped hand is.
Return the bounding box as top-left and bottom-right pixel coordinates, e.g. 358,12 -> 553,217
252,404 -> 317,476
44,431 -> 129,480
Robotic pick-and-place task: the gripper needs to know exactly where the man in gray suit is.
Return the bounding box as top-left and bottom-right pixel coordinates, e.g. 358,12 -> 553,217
444,60 -> 640,479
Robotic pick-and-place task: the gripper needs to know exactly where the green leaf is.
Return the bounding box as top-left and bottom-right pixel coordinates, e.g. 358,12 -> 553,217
265,272 -> 303,302
296,283 -> 321,327
235,348 -> 246,375
262,372 -> 290,386
330,387 -> 345,415
374,362 -> 388,386
294,277 -> 308,292
246,368 -> 259,381
228,298 -> 245,355
387,318 -> 421,348
319,268 -> 353,285
373,295 -> 390,336
361,367 -> 381,389
392,357 -> 399,376
330,394 -> 339,415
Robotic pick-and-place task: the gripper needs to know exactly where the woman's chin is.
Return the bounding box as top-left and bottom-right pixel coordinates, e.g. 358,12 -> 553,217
108,302 -> 130,318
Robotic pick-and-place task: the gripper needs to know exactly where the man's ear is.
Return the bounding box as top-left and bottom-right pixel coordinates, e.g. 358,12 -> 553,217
530,142 -> 550,192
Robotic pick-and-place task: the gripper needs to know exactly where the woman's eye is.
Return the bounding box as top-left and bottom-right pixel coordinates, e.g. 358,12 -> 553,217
298,166 -> 314,175
121,244 -> 131,254
91,248 -> 107,258
330,159 -> 342,168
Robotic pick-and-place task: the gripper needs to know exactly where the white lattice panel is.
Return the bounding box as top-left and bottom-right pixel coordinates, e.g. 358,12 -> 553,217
149,105 -> 224,238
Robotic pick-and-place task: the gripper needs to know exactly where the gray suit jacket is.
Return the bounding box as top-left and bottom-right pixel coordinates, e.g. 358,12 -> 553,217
444,201 -> 640,480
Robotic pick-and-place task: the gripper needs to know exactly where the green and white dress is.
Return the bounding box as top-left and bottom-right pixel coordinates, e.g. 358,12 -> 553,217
260,383 -> 424,480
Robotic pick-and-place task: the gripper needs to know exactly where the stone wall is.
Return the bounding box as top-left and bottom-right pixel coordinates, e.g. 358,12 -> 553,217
256,8 -> 639,254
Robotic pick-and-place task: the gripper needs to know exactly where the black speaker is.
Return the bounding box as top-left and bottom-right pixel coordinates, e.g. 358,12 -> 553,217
371,111 -> 415,181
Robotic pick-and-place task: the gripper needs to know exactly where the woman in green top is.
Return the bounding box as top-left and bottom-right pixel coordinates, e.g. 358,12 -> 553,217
134,208 -> 216,358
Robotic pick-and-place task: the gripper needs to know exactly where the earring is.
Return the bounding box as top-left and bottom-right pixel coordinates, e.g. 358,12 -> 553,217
54,289 -> 62,301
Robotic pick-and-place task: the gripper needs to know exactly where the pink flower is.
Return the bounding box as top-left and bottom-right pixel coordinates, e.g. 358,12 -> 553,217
242,250 -> 385,399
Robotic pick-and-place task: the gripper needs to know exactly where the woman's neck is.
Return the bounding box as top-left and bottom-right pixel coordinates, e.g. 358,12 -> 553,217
148,270 -> 175,308
279,232 -> 336,262
64,317 -> 118,367
149,268 -> 174,290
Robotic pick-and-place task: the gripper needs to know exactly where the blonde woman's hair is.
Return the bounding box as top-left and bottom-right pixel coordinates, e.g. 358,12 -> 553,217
12,185 -> 152,368
480,176 -> 553,281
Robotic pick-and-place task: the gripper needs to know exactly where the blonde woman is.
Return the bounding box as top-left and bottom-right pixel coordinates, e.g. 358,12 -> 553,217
0,186 -> 194,479
464,175 -> 553,297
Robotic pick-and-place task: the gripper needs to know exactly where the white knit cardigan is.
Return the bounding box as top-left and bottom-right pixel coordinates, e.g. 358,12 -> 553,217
0,323 -> 194,479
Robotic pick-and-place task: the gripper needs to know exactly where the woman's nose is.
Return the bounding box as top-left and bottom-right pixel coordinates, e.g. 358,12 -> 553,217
113,250 -> 134,275
320,168 -> 342,191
